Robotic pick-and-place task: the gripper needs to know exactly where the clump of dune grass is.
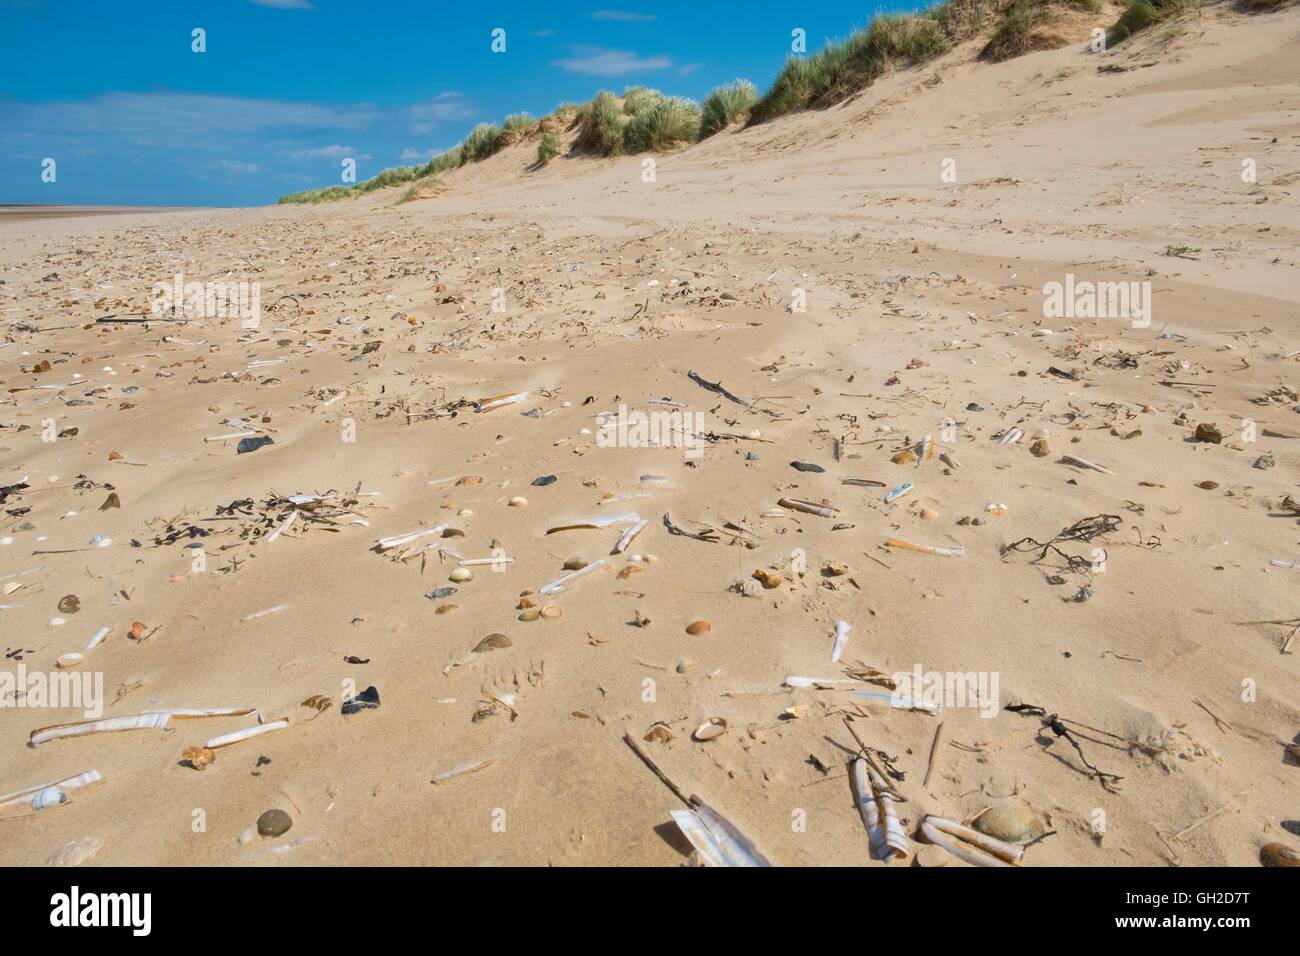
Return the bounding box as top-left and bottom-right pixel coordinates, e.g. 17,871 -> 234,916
575,91 -> 627,155
700,79 -> 759,137
503,112 -> 534,133
750,7 -> 961,123
461,123 -> 505,164
1107,0 -> 1195,45
620,85 -> 666,116
981,0 -> 1099,62
537,131 -> 561,166
622,96 -> 702,152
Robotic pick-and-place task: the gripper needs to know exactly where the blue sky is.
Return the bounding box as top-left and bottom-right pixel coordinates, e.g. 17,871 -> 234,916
0,1 -> 920,207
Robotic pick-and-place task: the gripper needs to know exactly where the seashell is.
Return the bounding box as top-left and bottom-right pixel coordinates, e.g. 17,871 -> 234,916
1062,454 -> 1113,475
823,563 -> 848,576
128,620 -> 147,640
1261,842 -> 1300,867
476,391 -> 528,413
851,758 -> 908,861
508,496 -> 528,507
676,659 -> 695,674
685,620 -> 712,635
971,801 -> 1045,845
28,709 -> 255,747
563,557 -> 588,571
752,569 -> 782,589
540,605 -> 562,619
375,524 -> 447,551
996,428 -> 1023,446
612,519 -> 648,554
32,786 -> 68,811
884,537 -> 964,557
540,558 -> 606,594
693,717 -> 728,742
56,653 -> 83,669
182,745 -> 216,771
782,704 -> 811,719
204,719 -> 289,750
518,608 -> 540,622
918,507 -> 939,521
891,449 -> 917,465
985,503 -> 1008,516
921,815 -> 1022,867
546,512 -> 641,533
643,723 -> 675,744
49,836 -> 103,867
456,475 -> 483,486
670,802 -> 772,867
473,633 -> 512,653
777,496 -> 835,518
1029,438 -> 1050,457
885,482 -> 912,504
57,594 -> 81,614
830,620 -> 851,662
4,581 -> 22,595
449,568 -> 473,582
618,565 -> 641,579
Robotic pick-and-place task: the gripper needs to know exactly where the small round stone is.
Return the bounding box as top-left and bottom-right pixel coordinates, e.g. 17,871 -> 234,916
256,808 -> 293,838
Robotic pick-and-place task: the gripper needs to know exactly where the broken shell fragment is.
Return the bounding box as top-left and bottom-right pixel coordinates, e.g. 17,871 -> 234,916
752,569 -> 782,589
476,390 -> 528,412
692,717 -> 729,742
1260,842 -> 1300,867
777,497 -> 835,518
182,746 -> 216,771
31,786 -> 68,811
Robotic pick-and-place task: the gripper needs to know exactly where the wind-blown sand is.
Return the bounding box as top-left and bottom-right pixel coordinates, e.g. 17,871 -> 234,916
1,7 -> 1297,866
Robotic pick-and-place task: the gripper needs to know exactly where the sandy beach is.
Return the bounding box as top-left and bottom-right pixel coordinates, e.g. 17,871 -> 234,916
1,5 -> 1297,868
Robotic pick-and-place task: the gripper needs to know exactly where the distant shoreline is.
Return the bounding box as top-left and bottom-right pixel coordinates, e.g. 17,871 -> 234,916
0,204 -> 208,224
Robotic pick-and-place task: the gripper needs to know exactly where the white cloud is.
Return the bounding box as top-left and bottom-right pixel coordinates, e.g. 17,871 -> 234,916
551,46 -> 671,76
407,93 -> 477,134
591,10 -> 656,22
290,144 -> 358,159
399,147 -> 451,161
215,159 -> 262,174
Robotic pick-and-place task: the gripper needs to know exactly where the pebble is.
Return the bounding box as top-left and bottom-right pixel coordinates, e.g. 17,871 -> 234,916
752,569 -> 782,589
473,633 -> 512,652
1194,422 -> 1223,444
1029,438 -> 1050,458
425,586 -> 457,600
790,461 -> 825,473
971,802 -> 1046,844
256,808 -> 293,838
531,474 -> 557,486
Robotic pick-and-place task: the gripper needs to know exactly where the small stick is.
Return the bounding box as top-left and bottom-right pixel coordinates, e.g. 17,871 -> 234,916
623,732 -> 691,807
923,721 -> 946,789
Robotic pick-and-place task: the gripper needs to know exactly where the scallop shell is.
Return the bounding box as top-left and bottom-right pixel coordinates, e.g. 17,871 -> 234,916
693,717 -> 729,742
